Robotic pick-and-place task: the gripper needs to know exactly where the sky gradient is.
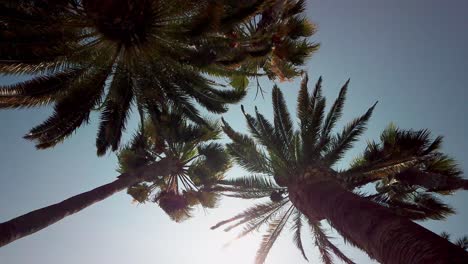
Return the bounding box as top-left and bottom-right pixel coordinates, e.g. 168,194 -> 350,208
1,1 -> 467,263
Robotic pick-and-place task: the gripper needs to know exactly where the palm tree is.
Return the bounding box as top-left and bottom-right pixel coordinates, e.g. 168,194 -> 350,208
0,109 -> 230,247
440,232 -> 468,251
212,73 -> 468,264
119,110 -> 231,222
0,0 -> 318,154
211,126 -> 464,264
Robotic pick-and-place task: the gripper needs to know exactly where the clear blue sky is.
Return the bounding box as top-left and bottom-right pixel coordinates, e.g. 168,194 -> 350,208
1,1 -> 467,263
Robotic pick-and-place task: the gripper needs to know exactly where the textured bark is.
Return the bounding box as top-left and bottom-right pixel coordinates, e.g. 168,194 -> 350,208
289,178 -> 468,264
0,160 -> 175,247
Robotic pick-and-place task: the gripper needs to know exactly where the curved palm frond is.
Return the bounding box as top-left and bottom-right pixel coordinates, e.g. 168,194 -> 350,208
217,175 -> 282,199
222,118 -> 272,174
96,67 -> 134,155
342,124 -> 466,193
291,209 -> 308,261
0,68 -> 84,107
255,205 -> 295,264
369,188 -> 455,221
322,101 -> 378,165
2,0 -> 317,153
310,220 -> 355,264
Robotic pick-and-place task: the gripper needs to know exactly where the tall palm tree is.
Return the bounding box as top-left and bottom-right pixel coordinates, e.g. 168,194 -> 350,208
211,127 -> 464,264
0,0 -> 318,154
0,109 -> 231,247
212,73 -> 468,264
211,125 -> 462,263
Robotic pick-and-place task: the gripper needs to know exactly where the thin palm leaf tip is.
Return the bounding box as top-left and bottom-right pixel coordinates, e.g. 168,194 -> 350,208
0,0 -> 317,155
440,232 -> 468,251
212,73 -> 466,264
118,110 -> 231,222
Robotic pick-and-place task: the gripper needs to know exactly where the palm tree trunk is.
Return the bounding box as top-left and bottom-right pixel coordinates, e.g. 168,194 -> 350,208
0,160 -> 174,247
288,179 -> 468,264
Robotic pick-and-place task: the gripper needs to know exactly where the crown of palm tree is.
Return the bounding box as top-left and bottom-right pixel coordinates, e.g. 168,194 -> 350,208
118,108 -> 231,222
0,0 -> 318,154
211,73 -> 465,264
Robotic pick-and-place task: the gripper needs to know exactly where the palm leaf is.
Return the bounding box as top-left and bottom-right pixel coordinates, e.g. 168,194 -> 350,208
222,118 -> 272,174
290,209 -> 308,261
255,205 -> 294,264
24,68 -> 109,148
219,175 -> 279,190
455,236 -> 468,250
272,85 -> 294,153
323,101 -> 378,165
211,200 -> 288,232
301,76 -> 325,160
96,68 -> 134,156
310,220 -> 355,264
297,72 -> 310,130
318,79 -> 349,150
0,69 -> 84,108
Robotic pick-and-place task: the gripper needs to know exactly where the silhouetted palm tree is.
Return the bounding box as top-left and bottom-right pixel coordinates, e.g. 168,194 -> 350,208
0,0 -> 317,154
0,109 -> 230,247
212,73 -> 468,264
119,110 -> 231,222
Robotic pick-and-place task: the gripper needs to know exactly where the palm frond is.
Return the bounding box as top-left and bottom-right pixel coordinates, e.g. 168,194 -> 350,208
297,72 -> 310,130
301,76 -> 325,160
255,205 -> 294,264
222,190 -> 273,199
217,175 -> 280,199
189,143 -> 231,185
455,236 -> 468,250
222,118 -> 272,174
323,101 -> 378,165
290,209 -> 308,261
310,220 -> 355,264
211,200 -> 288,232
440,231 -> 451,240
371,191 -> 455,221
310,221 -> 333,264
283,0 -> 307,17
24,68 -> 109,148
0,69 -> 83,108
318,79 -> 349,150
219,175 -> 279,190
96,68 -> 134,156
272,85 -> 294,155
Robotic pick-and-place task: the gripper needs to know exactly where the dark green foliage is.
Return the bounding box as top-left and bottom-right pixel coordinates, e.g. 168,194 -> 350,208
0,0 -> 317,154
215,72 -> 465,263
118,109 -> 231,222
344,124 -> 466,193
